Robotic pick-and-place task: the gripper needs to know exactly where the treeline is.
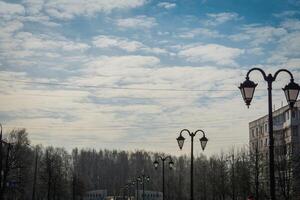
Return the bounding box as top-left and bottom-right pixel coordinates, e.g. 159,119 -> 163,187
0,129 -> 298,200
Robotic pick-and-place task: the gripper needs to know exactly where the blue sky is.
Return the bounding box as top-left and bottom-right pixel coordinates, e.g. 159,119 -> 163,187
0,0 -> 300,156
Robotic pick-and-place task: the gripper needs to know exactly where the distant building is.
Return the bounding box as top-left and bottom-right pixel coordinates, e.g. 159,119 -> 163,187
83,190 -> 107,200
249,100 -> 300,198
135,190 -> 163,200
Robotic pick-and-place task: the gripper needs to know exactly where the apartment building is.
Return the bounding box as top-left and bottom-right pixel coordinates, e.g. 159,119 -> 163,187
249,100 -> 300,199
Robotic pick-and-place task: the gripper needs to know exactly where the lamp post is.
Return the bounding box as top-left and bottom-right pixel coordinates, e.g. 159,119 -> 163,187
176,129 -> 208,200
153,156 -> 174,200
226,154 -> 236,200
125,184 -> 131,200
138,174 -> 150,200
25,143 -> 38,200
132,177 -> 140,200
0,140 -> 13,199
0,123 -> 2,193
239,68 -> 300,200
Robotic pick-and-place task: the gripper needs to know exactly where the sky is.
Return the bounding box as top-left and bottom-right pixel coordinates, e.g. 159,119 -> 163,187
0,0 -> 300,156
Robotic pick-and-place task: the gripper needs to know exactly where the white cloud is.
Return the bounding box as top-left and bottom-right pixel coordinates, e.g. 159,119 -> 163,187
93,35 -> 144,52
92,35 -> 168,54
15,32 -> 90,51
246,47 -> 264,56
229,25 -> 287,46
273,10 -> 300,18
178,28 -> 223,39
23,0 -> 44,15
84,55 -> 160,75
281,19 -> 300,31
116,15 -> 157,29
0,1 -> 25,20
267,31 -> 300,63
203,12 -> 241,26
44,0 -> 146,20
178,44 -> 244,66
0,20 -> 24,36
157,2 -> 176,9
20,15 -> 60,27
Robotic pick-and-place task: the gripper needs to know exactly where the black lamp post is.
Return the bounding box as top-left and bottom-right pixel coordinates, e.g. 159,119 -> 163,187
153,156 -> 174,200
176,129 -> 208,200
0,123 -> 2,195
239,68 -> 300,200
226,154 -> 236,200
138,174 -> 150,200
25,143 -> 38,200
132,177 -> 140,200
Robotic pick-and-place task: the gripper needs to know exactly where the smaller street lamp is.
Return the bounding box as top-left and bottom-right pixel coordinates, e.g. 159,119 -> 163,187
153,156 -> 174,200
177,130 -> 208,151
138,174 -> 150,200
176,129 -> 208,200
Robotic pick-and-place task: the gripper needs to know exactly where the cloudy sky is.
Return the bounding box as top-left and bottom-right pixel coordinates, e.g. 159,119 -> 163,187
1,0 -> 300,156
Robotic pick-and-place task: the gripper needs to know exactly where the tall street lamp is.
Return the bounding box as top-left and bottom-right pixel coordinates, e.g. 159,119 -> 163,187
153,156 -> 174,200
176,129 -> 208,200
239,68 -> 300,200
0,123 -> 2,193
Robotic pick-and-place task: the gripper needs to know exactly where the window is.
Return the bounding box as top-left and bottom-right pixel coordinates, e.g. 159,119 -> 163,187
256,127 -> 259,136
252,129 -> 255,138
265,124 -> 268,133
292,111 -> 296,119
293,126 -> 298,136
265,138 -> 268,146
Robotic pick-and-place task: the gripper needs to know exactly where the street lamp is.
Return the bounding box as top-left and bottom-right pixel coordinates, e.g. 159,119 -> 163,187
25,143 -> 38,200
176,129 -> 208,200
0,123 -> 2,196
226,154 -> 236,200
132,177 -> 141,200
153,156 -> 174,200
0,139 -> 14,200
138,174 -> 150,200
239,68 -> 300,200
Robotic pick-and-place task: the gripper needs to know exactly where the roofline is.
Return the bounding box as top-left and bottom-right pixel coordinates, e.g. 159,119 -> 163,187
249,100 -> 300,124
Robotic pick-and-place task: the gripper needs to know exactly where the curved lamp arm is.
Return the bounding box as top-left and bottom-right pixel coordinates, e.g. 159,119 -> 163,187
194,129 -> 206,137
246,67 -> 268,81
180,129 -> 191,136
274,69 -> 294,81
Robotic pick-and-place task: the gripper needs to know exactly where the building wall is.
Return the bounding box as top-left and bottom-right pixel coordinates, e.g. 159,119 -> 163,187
249,101 -> 300,199
83,190 -> 107,200
135,190 -> 163,200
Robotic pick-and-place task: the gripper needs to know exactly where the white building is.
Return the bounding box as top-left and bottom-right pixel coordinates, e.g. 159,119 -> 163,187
249,100 -> 300,198
83,190 -> 107,200
135,190 -> 163,200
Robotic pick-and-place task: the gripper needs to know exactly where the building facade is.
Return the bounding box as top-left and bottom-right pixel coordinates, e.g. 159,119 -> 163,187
83,190 -> 107,200
135,190 -> 163,200
249,100 -> 300,199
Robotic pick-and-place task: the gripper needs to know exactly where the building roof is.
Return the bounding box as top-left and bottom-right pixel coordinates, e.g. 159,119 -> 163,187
249,100 -> 300,125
